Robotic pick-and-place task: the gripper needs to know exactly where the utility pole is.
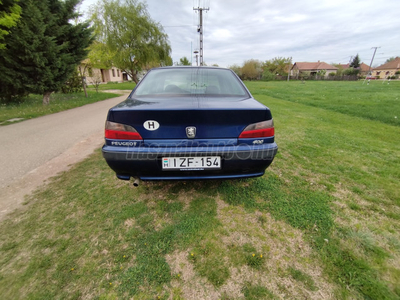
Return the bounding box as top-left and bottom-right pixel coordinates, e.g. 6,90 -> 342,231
364,47 -> 380,84
287,57 -> 292,82
194,5 -> 209,66
368,47 -> 380,74
194,50 -> 199,66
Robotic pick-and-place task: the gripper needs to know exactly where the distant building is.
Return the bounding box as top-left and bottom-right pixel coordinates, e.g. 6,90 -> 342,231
78,60 -> 125,84
372,57 -> 400,78
291,61 -> 338,78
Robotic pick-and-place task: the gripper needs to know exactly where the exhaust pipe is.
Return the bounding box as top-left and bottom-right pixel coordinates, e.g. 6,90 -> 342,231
132,177 -> 140,187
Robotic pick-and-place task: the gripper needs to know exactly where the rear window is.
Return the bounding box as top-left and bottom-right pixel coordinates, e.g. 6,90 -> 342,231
133,68 -> 249,99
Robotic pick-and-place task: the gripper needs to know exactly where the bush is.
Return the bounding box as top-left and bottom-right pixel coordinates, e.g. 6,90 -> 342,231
343,68 -> 360,76
229,64 -> 242,79
61,70 -> 83,94
262,70 -> 275,81
0,84 -> 29,104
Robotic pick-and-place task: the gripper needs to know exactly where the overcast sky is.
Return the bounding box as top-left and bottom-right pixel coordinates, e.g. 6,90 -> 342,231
79,0 -> 400,68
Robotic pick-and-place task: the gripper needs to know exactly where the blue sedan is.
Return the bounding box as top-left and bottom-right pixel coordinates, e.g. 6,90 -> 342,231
102,67 -> 278,181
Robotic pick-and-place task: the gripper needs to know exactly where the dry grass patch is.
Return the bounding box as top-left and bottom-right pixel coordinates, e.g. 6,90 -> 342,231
164,195 -> 338,299
166,250 -> 220,300
217,202 -> 336,299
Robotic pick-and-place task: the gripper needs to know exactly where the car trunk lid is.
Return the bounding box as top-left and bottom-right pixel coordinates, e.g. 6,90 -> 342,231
106,96 -> 272,144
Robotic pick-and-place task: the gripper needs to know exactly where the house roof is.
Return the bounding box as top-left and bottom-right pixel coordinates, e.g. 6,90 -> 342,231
373,57 -> 400,70
337,63 -> 350,69
359,63 -> 370,72
292,61 -> 338,71
338,63 -> 370,72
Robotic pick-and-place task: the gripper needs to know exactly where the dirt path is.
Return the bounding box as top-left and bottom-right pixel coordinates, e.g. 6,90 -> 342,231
0,92 -> 130,222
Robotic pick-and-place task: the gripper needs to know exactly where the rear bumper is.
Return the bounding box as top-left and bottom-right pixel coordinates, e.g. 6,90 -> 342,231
102,142 -> 278,180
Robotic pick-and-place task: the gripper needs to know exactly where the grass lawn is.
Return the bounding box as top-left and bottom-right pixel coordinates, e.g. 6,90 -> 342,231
87,81 -> 137,91
246,80 -> 400,127
0,90 -> 122,125
0,81 -> 399,299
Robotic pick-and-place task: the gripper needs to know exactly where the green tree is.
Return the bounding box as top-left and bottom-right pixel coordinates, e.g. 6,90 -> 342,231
350,54 -> 361,68
0,0 -> 21,49
262,70 -> 275,81
0,0 -> 94,104
228,64 -> 242,78
85,41 -> 114,70
262,57 -> 292,76
241,59 -> 262,80
332,64 -> 345,76
178,56 -> 191,66
90,0 -> 172,83
78,41 -> 114,97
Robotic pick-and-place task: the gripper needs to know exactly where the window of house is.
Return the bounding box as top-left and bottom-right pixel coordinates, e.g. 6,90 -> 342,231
117,69 -> 120,77
112,69 -> 115,77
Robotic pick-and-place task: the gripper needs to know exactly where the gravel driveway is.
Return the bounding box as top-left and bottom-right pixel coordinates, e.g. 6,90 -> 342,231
0,93 -> 129,221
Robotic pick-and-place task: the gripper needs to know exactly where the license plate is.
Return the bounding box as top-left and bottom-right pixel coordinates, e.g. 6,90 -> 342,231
162,156 -> 221,170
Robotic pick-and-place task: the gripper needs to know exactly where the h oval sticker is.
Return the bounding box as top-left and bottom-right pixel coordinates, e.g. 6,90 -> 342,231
143,120 -> 160,131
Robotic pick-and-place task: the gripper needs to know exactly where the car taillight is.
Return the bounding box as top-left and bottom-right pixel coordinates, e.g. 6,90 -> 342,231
105,121 -> 143,140
239,119 -> 274,138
